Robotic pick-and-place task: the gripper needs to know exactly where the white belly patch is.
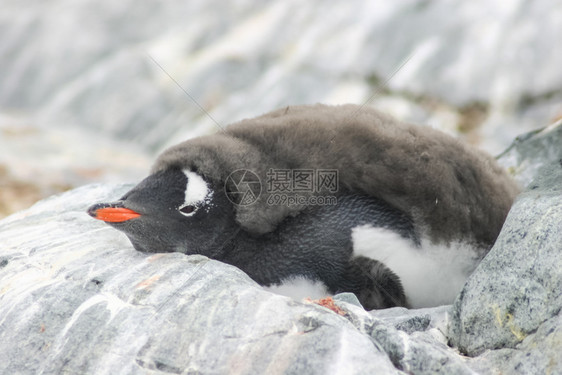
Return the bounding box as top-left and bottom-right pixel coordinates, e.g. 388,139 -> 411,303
351,225 -> 481,308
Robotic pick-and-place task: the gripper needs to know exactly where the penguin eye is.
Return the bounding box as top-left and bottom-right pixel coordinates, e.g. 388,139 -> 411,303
179,205 -> 197,216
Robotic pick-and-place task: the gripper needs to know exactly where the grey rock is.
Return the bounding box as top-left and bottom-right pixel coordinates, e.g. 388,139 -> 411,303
0,184 -> 399,374
333,301 -> 475,374
0,183 -> 495,375
470,314 -> 562,375
497,119 -> 562,187
370,305 -> 451,335
2,0 -> 561,154
333,292 -> 363,308
448,158 -> 562,357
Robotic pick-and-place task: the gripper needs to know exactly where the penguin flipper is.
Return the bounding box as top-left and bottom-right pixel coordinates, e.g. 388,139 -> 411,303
336,256 -> 408,310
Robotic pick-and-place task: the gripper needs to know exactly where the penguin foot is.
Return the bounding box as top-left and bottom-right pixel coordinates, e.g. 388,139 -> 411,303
337,256 -> 408,310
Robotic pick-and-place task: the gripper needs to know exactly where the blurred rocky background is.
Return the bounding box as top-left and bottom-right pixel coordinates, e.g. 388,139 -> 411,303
1,0 -> 561,218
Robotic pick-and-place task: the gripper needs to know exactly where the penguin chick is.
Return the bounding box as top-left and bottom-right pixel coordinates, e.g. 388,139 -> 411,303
88,104 -> 519,310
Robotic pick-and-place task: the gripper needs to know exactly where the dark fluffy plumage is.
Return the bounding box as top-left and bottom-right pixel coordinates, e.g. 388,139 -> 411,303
153,103 -> 519,249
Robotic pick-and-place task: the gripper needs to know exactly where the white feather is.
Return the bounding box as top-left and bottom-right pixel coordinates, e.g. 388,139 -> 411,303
351,225 -> 481,308
180,170 -> 215,216
264,276 -> 330,301
182,170 -> 210,205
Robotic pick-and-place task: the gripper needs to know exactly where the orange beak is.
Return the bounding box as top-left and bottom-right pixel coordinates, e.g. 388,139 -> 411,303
88,203 -> 141,223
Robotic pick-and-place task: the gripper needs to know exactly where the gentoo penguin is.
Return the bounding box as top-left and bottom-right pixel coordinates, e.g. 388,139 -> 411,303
88,104 -> 519,310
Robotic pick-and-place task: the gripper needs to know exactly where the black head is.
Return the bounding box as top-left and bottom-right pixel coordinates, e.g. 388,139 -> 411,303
87,168 -> 239,257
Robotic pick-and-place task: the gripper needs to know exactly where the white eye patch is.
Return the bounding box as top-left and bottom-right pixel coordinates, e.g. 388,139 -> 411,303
179,170 -> 213,216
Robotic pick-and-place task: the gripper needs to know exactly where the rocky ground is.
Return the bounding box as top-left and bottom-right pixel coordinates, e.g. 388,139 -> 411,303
0,120 -> 559,374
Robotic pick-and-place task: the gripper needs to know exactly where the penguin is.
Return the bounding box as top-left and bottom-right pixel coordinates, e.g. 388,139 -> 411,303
88,104 -> 519,310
